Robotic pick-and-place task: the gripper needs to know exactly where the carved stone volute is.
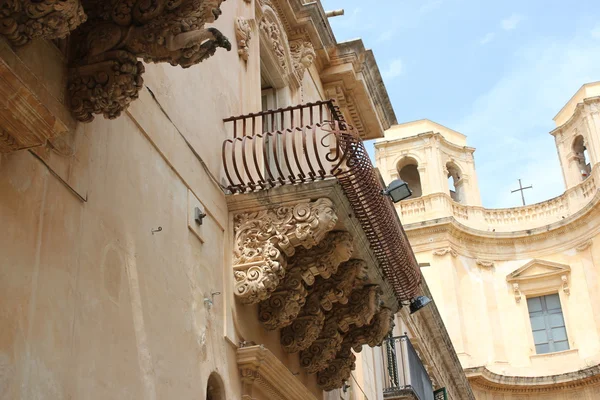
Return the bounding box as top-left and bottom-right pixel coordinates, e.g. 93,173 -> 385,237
233,198 -> 338,304
0,0 -> 87,46
67,0 -> 232,122
299,285 -> 381,374
279,259 -> 366,353
258,231 -> 354,330
317,308 -> 394,391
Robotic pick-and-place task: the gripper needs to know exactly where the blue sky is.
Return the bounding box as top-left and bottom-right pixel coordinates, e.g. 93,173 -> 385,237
322,0 -> 600,208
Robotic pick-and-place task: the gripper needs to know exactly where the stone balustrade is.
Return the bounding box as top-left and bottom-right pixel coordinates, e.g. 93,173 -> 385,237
398,166 -> 599,232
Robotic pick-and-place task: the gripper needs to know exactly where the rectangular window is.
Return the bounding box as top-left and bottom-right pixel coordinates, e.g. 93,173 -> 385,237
527,294 -> 569,354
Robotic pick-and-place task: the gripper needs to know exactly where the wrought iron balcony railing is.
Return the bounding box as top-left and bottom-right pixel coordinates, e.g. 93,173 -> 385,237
222,100 -> 421,302
383,335 -> 434,400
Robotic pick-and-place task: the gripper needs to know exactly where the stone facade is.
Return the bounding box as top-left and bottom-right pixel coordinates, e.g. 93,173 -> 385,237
376,82 -> 600,399
0,1 -> 473,399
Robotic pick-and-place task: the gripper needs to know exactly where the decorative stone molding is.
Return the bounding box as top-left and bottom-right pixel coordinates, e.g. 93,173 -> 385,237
67,0 -> 231,122
0,0 -> 87,47
433,247 -> 458,257
237,345 -> 319,400
280,259 -> 366,352
476,259 -> 495,268
317,308 -> 394,391
235,17 -> 252,62
258,232 -> 354,330
259,12 -> 288,74
299,285 -> 380,373
233,198 -> 338,304
575,240 -> 593,251
512,283 -> 522,303
562,275 -> 570,296
290,40 -> 315,80
507,259 -> 572,302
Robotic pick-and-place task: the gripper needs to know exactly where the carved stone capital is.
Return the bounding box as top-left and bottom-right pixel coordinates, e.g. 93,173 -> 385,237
233,198 -> 338,304
67,0 -> 232,122
258,232 -> 354,330
0,0 -> 87,46
235,17 -> 252,62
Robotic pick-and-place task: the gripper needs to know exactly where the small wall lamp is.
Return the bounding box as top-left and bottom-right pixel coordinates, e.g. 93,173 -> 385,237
382,179 -> 412,203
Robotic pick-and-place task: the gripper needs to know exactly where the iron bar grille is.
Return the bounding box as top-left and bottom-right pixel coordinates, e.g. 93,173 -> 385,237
383,336 -> 434,400
223,100 -> 420,301
434,388 -> 448,400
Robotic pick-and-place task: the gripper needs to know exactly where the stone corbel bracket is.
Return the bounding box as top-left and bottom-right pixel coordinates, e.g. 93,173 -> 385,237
258,231 -> 354,330
0,0 -> 87,47
233,198 -> 338,304
67,0 -> 232,122
317,308 -> 394,391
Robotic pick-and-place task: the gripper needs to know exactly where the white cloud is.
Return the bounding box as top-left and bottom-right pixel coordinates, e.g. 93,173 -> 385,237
592,24 -> 600,39
501,14 -> 524,31
455,34 -> 600,208
419,0 -> 443,14
479,32 -> 495,45
383,58 -> 404,80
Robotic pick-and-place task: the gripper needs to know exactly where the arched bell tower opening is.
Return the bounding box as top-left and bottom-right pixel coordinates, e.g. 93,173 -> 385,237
446,162 -> 463,203
572,135 -> 591,181
397,157 -> 422,198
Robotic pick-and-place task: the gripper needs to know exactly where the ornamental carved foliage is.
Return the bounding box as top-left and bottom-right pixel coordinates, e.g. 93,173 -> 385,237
235,17 -> 252,61
258,232 -> 354,331
299,285 -> 381,374
317,308 -> 394,391
233,198 -> 338,304
258,10 -> 288,73
280,259 -> 366,353
0,0 -> 87,46
289,40 -> 315,80
68,0 -> 232,122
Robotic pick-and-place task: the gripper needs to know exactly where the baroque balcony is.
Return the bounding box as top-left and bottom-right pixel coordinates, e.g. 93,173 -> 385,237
383,335 -> 434,400
223,100 -> 421,392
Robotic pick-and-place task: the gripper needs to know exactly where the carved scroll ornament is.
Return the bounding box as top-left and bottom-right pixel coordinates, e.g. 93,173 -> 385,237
258,232 -> 354,330
317,308 -> 394,391
299,285 -> 380,374
0,0 -> 87,46
233,198 -> 338,304
235,17 -> 252,61
68,0 -> 232,122
280,259 -> 366,353
433,247 -> 458,257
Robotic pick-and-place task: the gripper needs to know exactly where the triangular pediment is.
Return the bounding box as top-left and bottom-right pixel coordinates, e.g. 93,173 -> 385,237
506,259 -> 571,282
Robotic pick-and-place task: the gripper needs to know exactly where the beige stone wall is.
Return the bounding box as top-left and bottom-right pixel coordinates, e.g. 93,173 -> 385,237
376,86 -> 600,399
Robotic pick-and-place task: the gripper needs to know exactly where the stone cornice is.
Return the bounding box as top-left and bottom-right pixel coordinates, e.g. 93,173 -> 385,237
466,365 -> 600,394
237,345 -> 319,400
550,96 -> 600,137
374,131 -> 476,154
404,190 -> 600,258
406,279 -> 476,399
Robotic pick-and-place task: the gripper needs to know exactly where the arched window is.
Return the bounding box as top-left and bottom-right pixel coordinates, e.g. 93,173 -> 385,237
206,372 -> 225,400
446,162 -> 463,203
397,157 -> 422,198
572,135 -> 591,181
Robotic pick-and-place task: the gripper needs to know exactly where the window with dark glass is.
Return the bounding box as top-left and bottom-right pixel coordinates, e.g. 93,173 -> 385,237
527,294 -> 569,354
